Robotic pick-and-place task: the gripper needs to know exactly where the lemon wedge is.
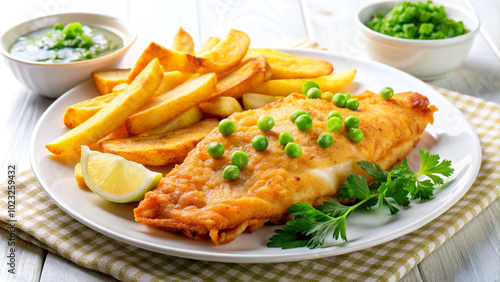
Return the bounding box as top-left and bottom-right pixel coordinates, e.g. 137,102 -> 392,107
80,145 -> 162,203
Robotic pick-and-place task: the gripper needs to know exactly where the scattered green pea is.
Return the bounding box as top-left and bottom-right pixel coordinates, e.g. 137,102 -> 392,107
380,87 -> 394,100
279,132 -> 294,146
295,114 -> 313,131
328,110 -> 342,121
321,91 -> 334,101
332,93 -> 347,108
290,110 -> 310,122
218,119 -> 236,136
345,98 -> 359,111
302,81 -> 320,95
348,128 -> 364,143
252,135 -> 269,151
223,165 -> 240,181
317,133 -> 334,148
257,116 -> 275,131
207,142 -> 225,158
326,117 -> 342,132
285,142 -> 302,158
345,93 -> 351,101
307,87 -> 322,99
231,151 -> 249,169
344,116 -> 360,130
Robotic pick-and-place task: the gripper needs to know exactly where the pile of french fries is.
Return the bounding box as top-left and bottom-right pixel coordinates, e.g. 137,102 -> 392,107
45,27 -> 356,187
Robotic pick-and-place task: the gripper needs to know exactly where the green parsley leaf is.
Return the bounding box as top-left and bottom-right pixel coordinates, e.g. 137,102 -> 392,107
267,229 -> 308,249
416,149 -> 454,184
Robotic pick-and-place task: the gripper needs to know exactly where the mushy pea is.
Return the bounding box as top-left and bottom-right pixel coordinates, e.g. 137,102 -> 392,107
10,22 -> 123,63
365,1 -> 468,40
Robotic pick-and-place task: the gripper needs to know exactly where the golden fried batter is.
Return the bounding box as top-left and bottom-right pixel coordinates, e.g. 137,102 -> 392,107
134,91 -> 437,245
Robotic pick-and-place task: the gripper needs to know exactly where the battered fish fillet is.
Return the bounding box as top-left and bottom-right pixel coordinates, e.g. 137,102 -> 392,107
134,91 -> 437,245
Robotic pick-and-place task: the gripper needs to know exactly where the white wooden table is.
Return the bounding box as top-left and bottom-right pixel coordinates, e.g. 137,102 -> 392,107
1,1 -> 499,281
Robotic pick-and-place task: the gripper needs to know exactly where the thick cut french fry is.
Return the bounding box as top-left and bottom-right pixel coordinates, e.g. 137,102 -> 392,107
102,119 -> 219,166
145,106 -> 204,136
195,37 -> 221,56
244,48 -> 333,79
92,69 -> 131,95
126,73 -> 217,135
112,82 -> 128,93
196,29 -> 250,73
253,70 -> 357,96
63,92 -> 119,128
242,93 -> 278,110
46,58 -> 164,155
215,60 -> 249,81
213,56 -> 271,99
199,96 -> 243,118
101,123 -> 130,141
172,27 -> 195,55
128,30 -> 249,82
127,42 -> 201,83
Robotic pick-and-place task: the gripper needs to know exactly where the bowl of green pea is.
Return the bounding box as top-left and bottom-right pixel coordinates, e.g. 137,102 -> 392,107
0,13 -> 136,98
356,1 -> 480,80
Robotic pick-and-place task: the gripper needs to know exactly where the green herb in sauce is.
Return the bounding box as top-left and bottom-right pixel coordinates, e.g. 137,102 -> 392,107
9,22 -> 123,63
365,1 -> 469,40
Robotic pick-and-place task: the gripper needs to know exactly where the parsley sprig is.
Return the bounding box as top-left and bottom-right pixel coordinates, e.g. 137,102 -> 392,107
267,149 -> 454,249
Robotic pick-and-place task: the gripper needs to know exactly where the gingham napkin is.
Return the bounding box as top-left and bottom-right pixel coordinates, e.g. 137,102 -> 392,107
1,86 -> 499,282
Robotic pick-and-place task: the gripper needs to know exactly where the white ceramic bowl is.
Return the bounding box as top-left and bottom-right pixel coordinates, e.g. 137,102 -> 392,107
356,1 -> 480,80
0,13 -> 136,98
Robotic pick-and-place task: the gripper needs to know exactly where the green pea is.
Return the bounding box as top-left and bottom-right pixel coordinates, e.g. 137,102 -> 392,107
218,119 -> 236,136
207,142 -> 225,158
223,165 -> 240,181
306,87 -> 322,99
290,110 -> 310,122
302,81 -> 320,95
348,128 -> 364,143
317,132 -> 334,148
326,117 -> 342,132
231,151 -> 249,169
285,142 -> 302,158
345,98 -> 359,111
279,132 -> 294,146
332,93 -> 347,108
295,114 -> 313,131
345,93 -> 351,101
321,91 -> 334,101
53,23 -> 64,30
328,110 -> 342,121
344,116 -> 360,130
257,116 -> 275,131
380,87 -> 394,100
252,135 -> 269,151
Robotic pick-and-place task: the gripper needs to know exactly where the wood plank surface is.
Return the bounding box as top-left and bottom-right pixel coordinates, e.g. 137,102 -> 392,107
39,253 -> 118,282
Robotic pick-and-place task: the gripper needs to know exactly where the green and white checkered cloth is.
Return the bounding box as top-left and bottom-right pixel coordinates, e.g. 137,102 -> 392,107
1,87 -> 499,281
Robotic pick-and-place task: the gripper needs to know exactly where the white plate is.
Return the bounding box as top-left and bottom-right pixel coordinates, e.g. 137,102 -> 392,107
31,48 -> 481,263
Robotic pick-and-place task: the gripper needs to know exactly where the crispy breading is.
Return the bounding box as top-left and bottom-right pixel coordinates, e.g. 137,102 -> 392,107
134,91 -> 437,245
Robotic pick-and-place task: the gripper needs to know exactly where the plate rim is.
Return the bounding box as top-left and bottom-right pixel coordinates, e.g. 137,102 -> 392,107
30,48 -> 482,263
